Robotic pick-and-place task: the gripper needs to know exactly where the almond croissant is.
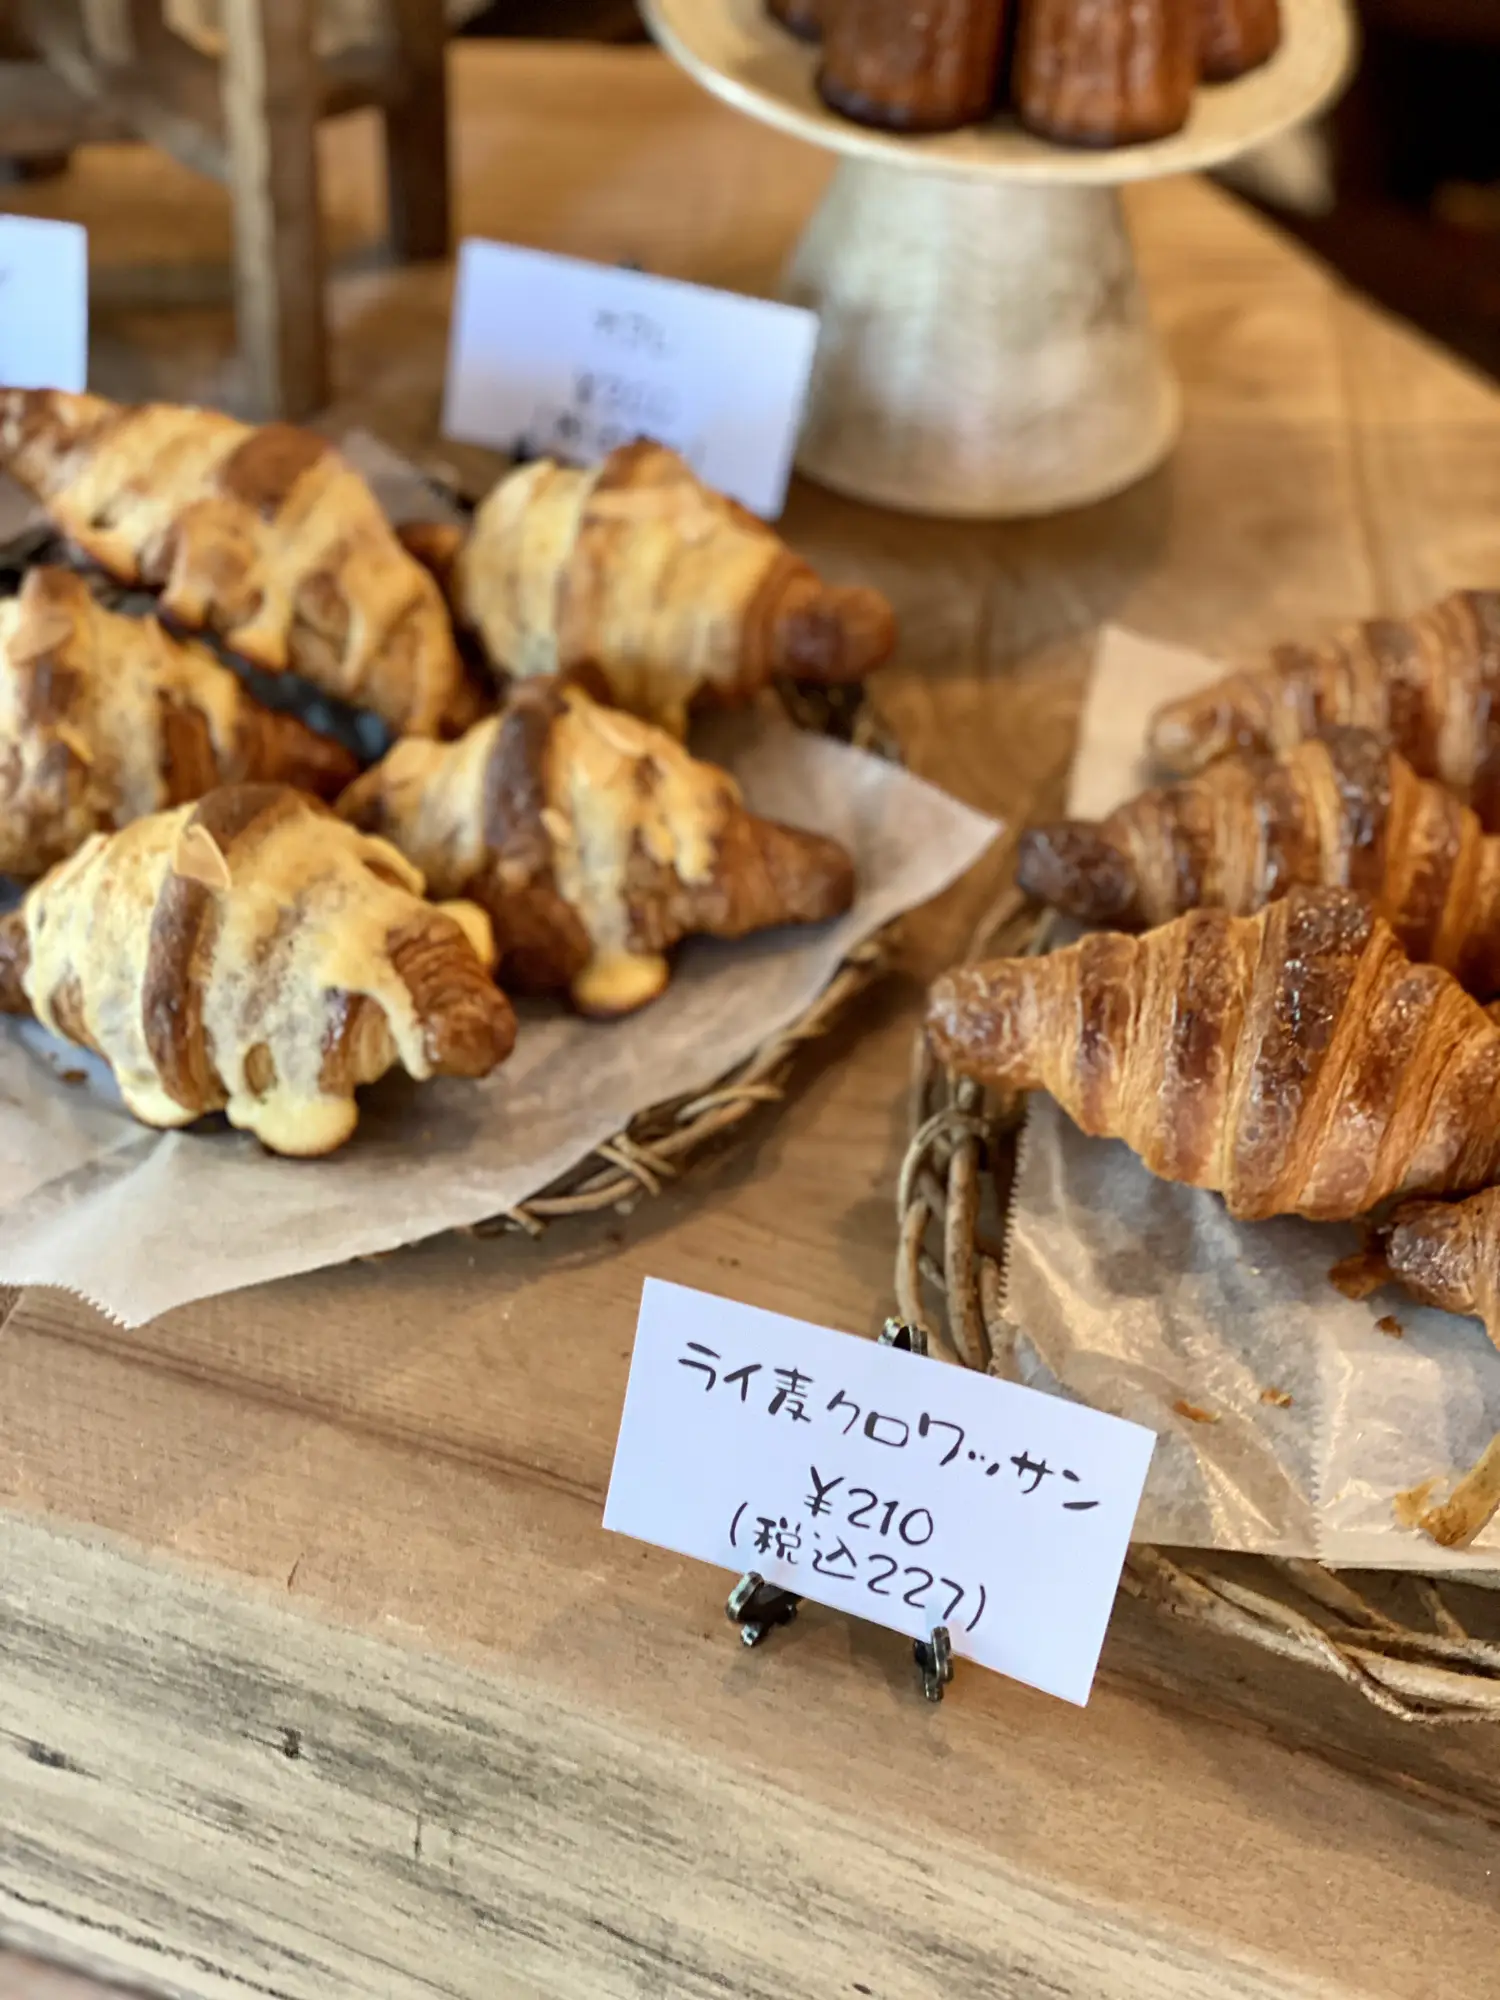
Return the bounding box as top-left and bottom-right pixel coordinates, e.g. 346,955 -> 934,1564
1018,727 -> 1500,995
1147,591 -> 1500,822
0,784 -> 516,1155
0,390 -> 473,737
926,886 -> 1500,1223
338,679 -> 856,1016
399,441 -> 896,738
0,565 -> 356,879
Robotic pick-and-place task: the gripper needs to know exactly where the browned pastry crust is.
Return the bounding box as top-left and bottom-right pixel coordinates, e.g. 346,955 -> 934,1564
1017,728 -> 1500,995
768,0 -> 824,38
1147,591 -> 1500,825
1196,0 -> 1279,79
817,0 -> 1009,132
1014,0 -> 1197,147
338,679 -> 857,1016
0,564 -> 356,879
1384,1189 -> 1500,1349
0,784 -> 515,1154
404,440 -> 896,739
926,885 -> 1500,1222
0,390 -> 472,737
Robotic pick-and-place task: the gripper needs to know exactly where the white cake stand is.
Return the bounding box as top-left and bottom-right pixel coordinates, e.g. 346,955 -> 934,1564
642,0 -> 1354,517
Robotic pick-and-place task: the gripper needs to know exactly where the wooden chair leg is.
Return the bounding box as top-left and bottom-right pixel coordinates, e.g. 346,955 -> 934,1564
221,0 -> 328,419
382,0 -> 449,263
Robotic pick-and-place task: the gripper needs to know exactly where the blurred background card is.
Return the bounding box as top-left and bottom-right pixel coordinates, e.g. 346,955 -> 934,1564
0,216 -> 87,396
442,237 -> 818,517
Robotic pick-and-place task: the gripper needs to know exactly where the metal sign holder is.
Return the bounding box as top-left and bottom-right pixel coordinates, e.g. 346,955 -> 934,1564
724,1318 -> 957,1702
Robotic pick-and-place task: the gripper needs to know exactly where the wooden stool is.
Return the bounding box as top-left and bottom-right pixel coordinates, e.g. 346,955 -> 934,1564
2,0 -> 451,418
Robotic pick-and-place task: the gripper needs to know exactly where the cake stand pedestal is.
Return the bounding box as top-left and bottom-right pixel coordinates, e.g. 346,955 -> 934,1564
643,0 -> 1354,518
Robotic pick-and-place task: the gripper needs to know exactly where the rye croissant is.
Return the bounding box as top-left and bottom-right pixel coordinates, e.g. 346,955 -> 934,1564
1018,727 -> 1500,995
0,785 -> 516,1155
0,565 -> 357,878
1147,590 -> 1500,822
0,390 -> 473,737
926,886 -> 1500,1223
338,679 -> 856,1016
1375,1190 -> 1500,1351
400,441 -> 896,738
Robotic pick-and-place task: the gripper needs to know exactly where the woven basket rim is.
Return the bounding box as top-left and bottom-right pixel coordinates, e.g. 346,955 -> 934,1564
472,928 -> 891,1237
898,884 -> 1500,1725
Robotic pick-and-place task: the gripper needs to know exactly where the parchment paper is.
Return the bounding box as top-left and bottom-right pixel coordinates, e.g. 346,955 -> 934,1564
1005,627 -> 1500,1571
0,440 -> 998,1326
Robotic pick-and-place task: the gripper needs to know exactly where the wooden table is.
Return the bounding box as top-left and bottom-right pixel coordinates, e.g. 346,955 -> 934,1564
4,42 -> 1500,2000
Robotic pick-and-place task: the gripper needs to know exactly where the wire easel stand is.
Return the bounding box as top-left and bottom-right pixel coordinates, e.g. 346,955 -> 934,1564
898,880 -> 1500,1725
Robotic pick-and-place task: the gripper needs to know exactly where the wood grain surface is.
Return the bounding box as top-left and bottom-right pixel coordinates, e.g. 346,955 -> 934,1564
4,42 -> 1500,2000
221,0 -> 328,418
0,1953 -> 131,1999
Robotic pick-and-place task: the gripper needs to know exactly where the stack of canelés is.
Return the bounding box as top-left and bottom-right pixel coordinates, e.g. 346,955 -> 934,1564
766,0 -> 1281,148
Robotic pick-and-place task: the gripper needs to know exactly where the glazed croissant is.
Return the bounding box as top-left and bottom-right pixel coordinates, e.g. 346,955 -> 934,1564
1018,727 -> 1500,995
400,441 -> 896,738
1147,591 -> 1500,822
0,390 -> 473,737
338,679 -> 856,1016
0,784 -> 516,1155
0,565 -> 357,879
1379,1190 -> 1500,1350
926,886 -> 1500,1223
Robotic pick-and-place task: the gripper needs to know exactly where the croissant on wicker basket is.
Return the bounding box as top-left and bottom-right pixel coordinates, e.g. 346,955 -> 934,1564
0,389 -> 476,738
0,564 -> 357,878
0,784 -> 516,1155
399,441 -> 896,738
1147,590 -> 1500,825
338,678 -> 857,1016
1018,727 -> 1500,996
926,886 -> 1500,1223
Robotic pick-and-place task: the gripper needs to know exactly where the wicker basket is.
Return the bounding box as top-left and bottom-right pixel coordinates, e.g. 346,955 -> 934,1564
900,885 -> 1500,1724
474,929 -> 889,1236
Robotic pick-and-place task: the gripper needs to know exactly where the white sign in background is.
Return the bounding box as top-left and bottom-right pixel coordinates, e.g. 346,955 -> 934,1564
441,239 -> 819,518
605,1280 -> 1156,1706
0,215 -> 87,395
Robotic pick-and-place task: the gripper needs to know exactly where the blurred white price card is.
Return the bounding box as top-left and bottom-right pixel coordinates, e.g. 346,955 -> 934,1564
605,1280 -> 1156,1705
442,239 -> 819,517
0,217 -> 87,392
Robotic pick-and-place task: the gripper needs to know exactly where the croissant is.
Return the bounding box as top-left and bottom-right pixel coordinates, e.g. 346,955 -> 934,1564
1018,727 -> 1500,995
1147,592 -> 1500,822
0,390 -> 474,738
0,784 -> 516,1155
0,564 -> 357,879
926,886 -> 1500,1222
1379,1190 -> 1500,1351
399,441 -> 896,738
337,679 -> 856,1016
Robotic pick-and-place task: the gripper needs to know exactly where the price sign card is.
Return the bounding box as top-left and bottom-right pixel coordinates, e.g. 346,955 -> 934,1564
0,216 -> 87,393
442,239 -> 819,518
605,1281 -> 1156,1706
